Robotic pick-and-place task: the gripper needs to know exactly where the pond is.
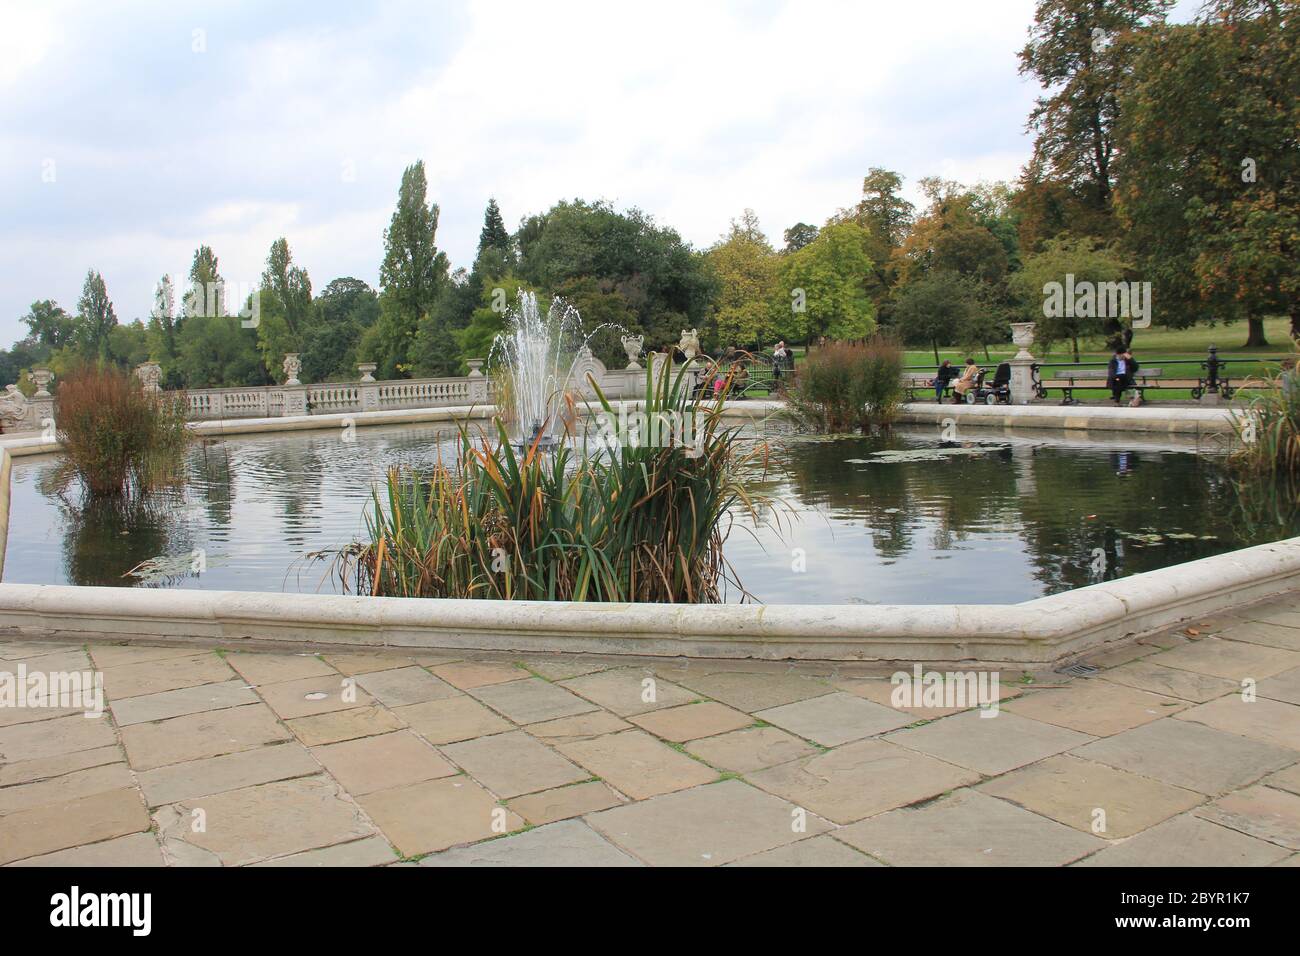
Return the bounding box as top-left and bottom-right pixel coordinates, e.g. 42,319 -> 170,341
3,421 -> 1284,605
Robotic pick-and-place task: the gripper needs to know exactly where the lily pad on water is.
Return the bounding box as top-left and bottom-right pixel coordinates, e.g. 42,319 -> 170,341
850,446 -> 1007,464
124,552 -> 213,585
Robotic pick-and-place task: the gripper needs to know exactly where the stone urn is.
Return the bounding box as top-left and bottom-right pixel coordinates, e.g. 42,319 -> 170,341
357,362 -> 377,382
621,334 -> 644,369
1010,322 -> 1037,361
30,368 -> 53,398
678,328 -> 700,361
282,353 -> 302,386
466,359 -> 485,378
135,361 -> 163,392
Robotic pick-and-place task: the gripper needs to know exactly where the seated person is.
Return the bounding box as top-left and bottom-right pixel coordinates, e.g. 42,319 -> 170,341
952,358 -> 980,402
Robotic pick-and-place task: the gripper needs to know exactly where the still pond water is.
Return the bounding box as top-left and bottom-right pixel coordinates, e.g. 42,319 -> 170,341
3,422 -> 1275,605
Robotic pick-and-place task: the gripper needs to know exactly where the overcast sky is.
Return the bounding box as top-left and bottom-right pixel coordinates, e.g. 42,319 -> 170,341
0,0 -> 1201,346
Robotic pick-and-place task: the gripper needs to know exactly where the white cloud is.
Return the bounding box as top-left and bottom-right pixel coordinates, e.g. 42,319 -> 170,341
0,0 -> 1044,344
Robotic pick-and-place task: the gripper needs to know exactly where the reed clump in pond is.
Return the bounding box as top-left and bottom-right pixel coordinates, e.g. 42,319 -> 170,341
783,336 -> 905,434
54,364 -> 190,498
1230,360 -> 1300,478
335,360 -> 776,602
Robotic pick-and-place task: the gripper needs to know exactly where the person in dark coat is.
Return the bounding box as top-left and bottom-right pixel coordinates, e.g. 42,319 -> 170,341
933,360 -> 957,402
1107,347 -> 1138,405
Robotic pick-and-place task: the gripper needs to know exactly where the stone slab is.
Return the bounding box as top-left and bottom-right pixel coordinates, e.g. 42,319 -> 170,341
587,779 -> 831,866
469,677 -> 598,724
505,781 -> 625,825
1175,695 -> 1300,751
442,730 -> 588,798
837,788 -> 1104,866
120,703 -> 291,771
312,730 -> 456,795
1073,717 -> 1296,795
980,754 -> 1203,839
7,831 -> 164,867
137,741 -> 320,806
728,834 -> 881,867
1195,785 -> 1300,850
755,692 -> 912,746
257,674 -> 374,720
1076,813 -> 1291,867
110,679 -> 258,726
884,710 -> 1094,776
100,653 -> 234,700
747,738 -> 980,825
429,661 -> 527,689
1151,638 -> 1300,682
155,775 -> 375,866
356,776 -> 522,857
354,666 -> 459,707
226,651 -> 337,686
684,726 -> 819,773
559,669 -> 696,716
392,696 -> 511,744
0,761 -> 135,814
252,835 -> 397,867
0,787 -> 150,865
1001,680 -> 1187,736
665,669 -> 832,712
286,704 -> 406,746
0,712 -> 116,762
628,701 -> 753,742
524,710 -> 631,743
419,819 -> 641,867
557,730 -> 717,800
1097,659 -> 1238,703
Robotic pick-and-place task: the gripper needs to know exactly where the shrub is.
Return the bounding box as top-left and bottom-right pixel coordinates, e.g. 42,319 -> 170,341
334,360 -> 775,602
784,337 -> 905,433
54,364 -> 190,498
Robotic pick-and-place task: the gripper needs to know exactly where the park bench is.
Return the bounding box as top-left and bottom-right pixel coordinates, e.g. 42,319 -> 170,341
1039,368 -> 1164,404
903,373 -> 951,402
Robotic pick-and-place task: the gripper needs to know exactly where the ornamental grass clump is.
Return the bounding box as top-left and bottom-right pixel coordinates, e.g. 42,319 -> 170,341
336,359 -> 774,603
1230,363 -> 1300,478
54,364 -> 190,498
785,337 -> 905,433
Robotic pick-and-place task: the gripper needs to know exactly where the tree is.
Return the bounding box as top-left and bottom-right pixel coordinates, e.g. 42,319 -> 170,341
184,245 -> 225,319
707,211 -> 781,348
1018,0 -> 1174,213
781,221 -> 878,342
856,168 -> 915,249
1113,0 -> 1299,344
22,300 -> 74,350
478,198 -> 512,260
892,271 -> 990,362
261,238 -> 313,335
75,269 -> 117,360
1010,235 -> 1132,360
782,223 -> 819,254
372,161 -> 449,376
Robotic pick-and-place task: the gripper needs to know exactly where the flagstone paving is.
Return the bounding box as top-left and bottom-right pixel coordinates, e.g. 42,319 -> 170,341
3,594 -> 1300,866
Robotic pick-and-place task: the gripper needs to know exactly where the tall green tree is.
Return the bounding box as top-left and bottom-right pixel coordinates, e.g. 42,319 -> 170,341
1018,0 -> 1174,214
707,211 -> 781,348
370,161 -> 449,376
478,197 -> 512,259
22,300 -> 74,350
781,220 -> 878,342
1114,0 -> 1299,344
75,269 -> 117,360
184,245 -> 225,318
782,223 -> 819,254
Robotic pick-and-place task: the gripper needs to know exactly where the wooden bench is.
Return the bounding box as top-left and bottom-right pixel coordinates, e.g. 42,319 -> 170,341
1040,368 -> 1164,404
904,374 -> 952,402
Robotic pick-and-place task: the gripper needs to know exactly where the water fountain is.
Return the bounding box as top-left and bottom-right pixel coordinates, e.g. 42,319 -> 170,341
488,291 -> 589,450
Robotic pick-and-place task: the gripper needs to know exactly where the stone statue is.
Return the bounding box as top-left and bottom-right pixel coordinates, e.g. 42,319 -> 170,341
283,353 -> 302,386
0,384 -> 30,430
621,334 -> 644,369
678,329 -> 700,361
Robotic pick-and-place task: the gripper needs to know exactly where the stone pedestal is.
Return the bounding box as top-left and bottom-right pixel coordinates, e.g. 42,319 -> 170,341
1008,322 -> 1038,406
283,385 -> 308,417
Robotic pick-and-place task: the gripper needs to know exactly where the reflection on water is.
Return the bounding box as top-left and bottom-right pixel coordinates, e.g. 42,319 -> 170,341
5,422 -> 1294,604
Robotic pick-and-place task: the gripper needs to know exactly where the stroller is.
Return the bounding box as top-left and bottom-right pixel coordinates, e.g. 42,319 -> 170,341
965,362 -> 1012,405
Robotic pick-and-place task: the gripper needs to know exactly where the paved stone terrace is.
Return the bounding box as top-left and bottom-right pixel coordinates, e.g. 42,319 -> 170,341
2,598 -> 1300,867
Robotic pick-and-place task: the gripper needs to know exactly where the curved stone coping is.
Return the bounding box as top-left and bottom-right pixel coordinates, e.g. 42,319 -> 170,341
897,401 -> 1240,435
1,536 -> 1297,667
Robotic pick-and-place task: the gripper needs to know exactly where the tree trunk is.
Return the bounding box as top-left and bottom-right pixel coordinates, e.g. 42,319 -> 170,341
1072,337 -> 1081,363
932,339 -> 940,364
1245,317 -> 1269,348
1290,310 -> 1299,341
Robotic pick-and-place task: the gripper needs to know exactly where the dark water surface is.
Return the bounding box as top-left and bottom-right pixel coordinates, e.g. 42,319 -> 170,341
3,422 -> 1278,604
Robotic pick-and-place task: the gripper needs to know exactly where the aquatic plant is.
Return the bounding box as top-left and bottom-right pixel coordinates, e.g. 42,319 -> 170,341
335,359 -> 775,602
783,337 -> 905,434
54,364 -> 191,498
